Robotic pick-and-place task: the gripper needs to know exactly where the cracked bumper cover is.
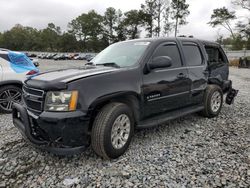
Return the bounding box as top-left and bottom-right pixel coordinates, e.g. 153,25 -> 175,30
12,103 -> 90,155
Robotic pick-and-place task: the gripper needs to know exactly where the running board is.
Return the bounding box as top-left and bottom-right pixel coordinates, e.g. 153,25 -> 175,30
137,105 -> 204,129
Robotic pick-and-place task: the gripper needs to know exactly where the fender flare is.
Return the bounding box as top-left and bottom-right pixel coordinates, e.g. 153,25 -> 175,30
208,76 -> 232,92
0,80 -> 23,87
88,91 -> 141,124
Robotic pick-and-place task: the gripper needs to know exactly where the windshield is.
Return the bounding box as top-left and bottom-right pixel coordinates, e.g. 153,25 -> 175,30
91,41 -> 150,67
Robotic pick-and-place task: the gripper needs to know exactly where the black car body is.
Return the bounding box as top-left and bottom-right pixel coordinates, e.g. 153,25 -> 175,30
12,37 -> 237,158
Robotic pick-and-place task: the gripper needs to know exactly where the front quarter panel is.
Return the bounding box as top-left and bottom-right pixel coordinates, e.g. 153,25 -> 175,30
67,68 -> 142,111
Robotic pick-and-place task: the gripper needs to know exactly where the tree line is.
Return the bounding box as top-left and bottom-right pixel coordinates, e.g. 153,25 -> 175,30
0,0 -> 190,52
0,0 -> 249,52
211,0 -> 250,50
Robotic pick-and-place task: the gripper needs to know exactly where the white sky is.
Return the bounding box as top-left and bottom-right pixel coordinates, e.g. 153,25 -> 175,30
0,0 -> 249,40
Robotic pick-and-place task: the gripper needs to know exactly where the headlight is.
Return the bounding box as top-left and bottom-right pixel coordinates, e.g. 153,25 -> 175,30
45,91 -> 78,112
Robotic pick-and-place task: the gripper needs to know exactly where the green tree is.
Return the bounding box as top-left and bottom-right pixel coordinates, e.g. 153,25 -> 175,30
0,32 -> 3,47
104,7 -> 118,44
154,0 -> 167,37
171,0 -> 190,37
208,7 -> 236,39
231,34 -> 245,50
236,20 -> 250,49
123,10 -> 144,39
0,24 -> 36,51
163,4 -> 174,36
114,9 -> 127,42
232,0 -> 250,11
68,10 -> 103,51
141,0 -> 156,37
40,23 -> 61,51
58,33 -> 78,52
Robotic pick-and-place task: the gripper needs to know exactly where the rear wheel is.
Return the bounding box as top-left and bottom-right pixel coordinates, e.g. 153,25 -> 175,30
200,84 -> 223,118
91,103 -> 134,159
0,85 -> 22,113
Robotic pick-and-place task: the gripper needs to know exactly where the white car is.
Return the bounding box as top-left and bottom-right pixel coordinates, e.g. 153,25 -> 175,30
0,49 -> 39,113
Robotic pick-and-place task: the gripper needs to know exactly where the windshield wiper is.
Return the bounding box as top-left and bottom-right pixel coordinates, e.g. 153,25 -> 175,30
95,62 -> 120,68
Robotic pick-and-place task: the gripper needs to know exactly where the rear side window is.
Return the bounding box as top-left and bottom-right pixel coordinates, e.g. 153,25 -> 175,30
0,54 -> 10,62
152,43 -> 182,68
183,44 -> 203,66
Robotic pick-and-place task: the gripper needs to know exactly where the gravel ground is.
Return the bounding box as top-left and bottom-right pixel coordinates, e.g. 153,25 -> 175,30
0,61 -> 249,187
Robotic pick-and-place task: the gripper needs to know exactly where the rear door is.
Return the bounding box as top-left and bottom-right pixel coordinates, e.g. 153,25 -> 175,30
142,41 -> 191,117
181,42 -> 207,105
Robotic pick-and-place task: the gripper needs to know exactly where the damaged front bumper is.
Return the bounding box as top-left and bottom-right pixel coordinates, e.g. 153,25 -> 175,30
12,103 -> 90,155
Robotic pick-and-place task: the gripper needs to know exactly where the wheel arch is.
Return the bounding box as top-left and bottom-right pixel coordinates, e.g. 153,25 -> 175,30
0,80 -> 23,89
87,91 -> 141,131
208,76 -> 231,93
208,76 -> 223,88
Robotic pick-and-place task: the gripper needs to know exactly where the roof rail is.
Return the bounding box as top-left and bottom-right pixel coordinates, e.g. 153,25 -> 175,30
178,35 -> 194,38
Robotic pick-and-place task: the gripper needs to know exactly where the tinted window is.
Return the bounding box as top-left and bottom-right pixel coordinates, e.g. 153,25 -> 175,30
183,45 -> 203,66
153,43 -> 182,68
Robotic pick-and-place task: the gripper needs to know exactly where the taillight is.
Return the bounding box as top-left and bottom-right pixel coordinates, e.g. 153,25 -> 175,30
26,70 -> 38,75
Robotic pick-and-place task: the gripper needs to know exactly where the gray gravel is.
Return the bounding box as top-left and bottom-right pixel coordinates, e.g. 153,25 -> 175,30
0,61 -> 249,187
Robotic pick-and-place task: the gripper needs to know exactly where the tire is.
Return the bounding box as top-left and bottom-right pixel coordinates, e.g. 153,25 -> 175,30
0,85 -> 22,113
200,84 -> 223,118
91,102 -> 134,159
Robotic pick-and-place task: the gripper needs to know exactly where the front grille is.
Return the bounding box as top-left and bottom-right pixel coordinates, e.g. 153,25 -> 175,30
23,85 -> 45,114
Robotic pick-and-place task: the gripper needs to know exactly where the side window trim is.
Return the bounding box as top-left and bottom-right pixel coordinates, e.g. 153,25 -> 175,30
151,41 -> 184,67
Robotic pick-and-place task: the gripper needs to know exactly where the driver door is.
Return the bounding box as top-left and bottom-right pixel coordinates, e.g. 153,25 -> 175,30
142,42 -> 191,118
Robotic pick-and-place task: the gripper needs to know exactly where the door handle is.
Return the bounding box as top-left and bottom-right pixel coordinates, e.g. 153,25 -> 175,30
177,73 -> 186,78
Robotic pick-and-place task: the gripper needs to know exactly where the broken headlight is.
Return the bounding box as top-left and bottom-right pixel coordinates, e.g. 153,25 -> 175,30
45,91 -> 78,112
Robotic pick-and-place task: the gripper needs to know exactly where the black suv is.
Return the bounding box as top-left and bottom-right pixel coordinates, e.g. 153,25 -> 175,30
12,38 -> 237,159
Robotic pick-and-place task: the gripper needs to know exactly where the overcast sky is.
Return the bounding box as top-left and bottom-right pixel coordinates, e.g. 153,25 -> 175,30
0,0 -> 249,40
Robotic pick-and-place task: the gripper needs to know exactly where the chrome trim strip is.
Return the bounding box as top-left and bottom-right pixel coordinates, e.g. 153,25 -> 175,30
22,89 -> 44,98
23,85 -> 44,96
147,91 -> 189,102
22,85 -> 45,112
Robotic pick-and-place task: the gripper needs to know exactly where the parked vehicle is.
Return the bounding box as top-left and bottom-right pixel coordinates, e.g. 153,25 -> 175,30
74,54 -> 85,60
29,58 -> 39,67
0,50 -> 39,113
54,54 -> 70,60
238,57 -> 250,68
26,53 -> 37,58
38,53 -> 47,59
12,38 -> 237,159
85,54 -> 95,62
69,53 -> 79,60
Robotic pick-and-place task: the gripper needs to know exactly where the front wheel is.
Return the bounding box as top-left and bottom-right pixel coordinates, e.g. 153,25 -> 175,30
0,85 -> 22,113
200,84 -> 223,118
91,103 -> 134,159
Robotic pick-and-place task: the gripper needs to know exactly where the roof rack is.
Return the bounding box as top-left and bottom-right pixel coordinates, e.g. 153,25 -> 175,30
178,35 -> 194,38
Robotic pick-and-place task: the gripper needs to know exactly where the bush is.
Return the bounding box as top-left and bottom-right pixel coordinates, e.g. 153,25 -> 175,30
229,59 -> 239,67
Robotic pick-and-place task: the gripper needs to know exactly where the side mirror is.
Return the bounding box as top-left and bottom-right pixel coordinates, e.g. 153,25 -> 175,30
148,56 -> 172,70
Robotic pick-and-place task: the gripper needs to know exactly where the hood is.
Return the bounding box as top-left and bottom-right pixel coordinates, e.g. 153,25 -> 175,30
25,66 -> 118,90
